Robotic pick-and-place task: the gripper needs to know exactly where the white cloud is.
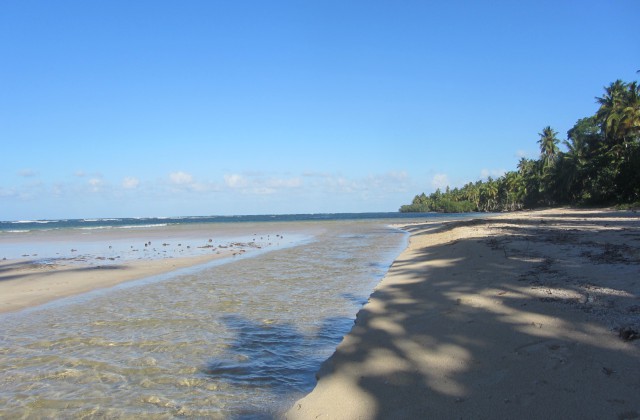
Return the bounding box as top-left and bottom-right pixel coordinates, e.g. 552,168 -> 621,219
371,171 -> 409,190
431,173 -> 450,190
165,172 -> 221,193
303,171 -> 401,192
302,171 -> 332,178
224,173 -> 303,193
2,169 -> 417,218
480,168 -> 506,179
189,181 -> 220,193
122,177 -> 140,189
224,174 -> 248,188
515,150 -> 531,159
322,176 -> 355,193
169,171 -> 193,185
387,171 -> 408,181
307,171 -> 410,198
51,183 -> 64,197
88,178 -> 102,192
266,177 -> 302,188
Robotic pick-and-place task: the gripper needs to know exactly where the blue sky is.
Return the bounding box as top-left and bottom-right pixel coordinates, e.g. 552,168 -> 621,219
1,1 -> 638,220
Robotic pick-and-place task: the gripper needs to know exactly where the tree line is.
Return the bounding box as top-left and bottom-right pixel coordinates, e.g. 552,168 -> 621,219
400,78 -> 640,213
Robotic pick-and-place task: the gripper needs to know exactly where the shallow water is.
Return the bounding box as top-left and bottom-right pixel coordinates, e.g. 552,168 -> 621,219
0,220 -> 409,418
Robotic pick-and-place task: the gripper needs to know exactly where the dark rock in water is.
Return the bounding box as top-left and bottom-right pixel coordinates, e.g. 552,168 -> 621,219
618,327 -> 639,341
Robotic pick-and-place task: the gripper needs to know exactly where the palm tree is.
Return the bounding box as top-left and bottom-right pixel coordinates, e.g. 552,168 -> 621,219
480,178 -> 499,211
537,127 -> 560,204
517,157 -> 537,177
462,182 -> 480,210
619,81 -> 640,141
503,171 -> 523,210
596,80 -> 628,143
561,126 -> 588,200
538,126 -> 560,168
595,81 -> 640,202
518,158 -> 543,207
564,136 -> 586,161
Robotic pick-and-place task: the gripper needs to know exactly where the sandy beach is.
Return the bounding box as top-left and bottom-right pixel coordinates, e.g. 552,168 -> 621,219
0,223 -> 301,314
287,208 -> 640,419
0,253 -> 233,314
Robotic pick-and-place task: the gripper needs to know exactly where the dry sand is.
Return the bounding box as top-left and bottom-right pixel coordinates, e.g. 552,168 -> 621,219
287,208 -> 640,419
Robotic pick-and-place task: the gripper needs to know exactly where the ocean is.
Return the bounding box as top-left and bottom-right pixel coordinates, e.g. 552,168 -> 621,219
0,213 -> 473,418
0,212 -> 452,234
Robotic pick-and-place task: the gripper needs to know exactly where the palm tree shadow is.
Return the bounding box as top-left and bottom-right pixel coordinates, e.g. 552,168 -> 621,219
0,259 -> 128,282
297,216 -> 640,419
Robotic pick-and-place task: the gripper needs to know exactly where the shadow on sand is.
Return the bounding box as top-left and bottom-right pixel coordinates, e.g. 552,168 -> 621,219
0,259 -> 129,283
293,214 -> 640,419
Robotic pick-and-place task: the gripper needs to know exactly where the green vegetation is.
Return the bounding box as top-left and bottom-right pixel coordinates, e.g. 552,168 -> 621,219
400,79 -> 640,213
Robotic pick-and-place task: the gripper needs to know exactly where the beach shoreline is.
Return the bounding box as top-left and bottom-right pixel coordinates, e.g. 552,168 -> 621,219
287,208 -> 640,419
0,222 -> 313,315
0,218 -> 414,418
0,253 -> 238,314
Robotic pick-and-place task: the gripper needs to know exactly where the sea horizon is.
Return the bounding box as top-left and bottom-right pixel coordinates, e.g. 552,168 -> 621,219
0,211 -> 461,233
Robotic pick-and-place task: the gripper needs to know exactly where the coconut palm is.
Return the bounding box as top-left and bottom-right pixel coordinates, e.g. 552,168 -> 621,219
594,81 -> 640,201
619,81 -> 640,140
596,80 -> 629,143
565,117 -> 599,163
503,171 -> 524,210
464,182 -> 480,209
538,126 -> 560,168
480,178 -> 499,211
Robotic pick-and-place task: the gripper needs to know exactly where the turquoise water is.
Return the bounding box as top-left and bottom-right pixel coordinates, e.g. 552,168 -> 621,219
0,215 -> 471,418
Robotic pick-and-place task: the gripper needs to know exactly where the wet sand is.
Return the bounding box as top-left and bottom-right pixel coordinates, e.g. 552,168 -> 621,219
287,208 -> 640,419
0,223 -> 302,314
0,253 -> 238,314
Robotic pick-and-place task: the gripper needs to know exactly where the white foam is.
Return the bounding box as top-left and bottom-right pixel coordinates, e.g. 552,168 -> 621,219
77,226 -> 114,230
117,224 -> 168,229
12,220 -> 56,224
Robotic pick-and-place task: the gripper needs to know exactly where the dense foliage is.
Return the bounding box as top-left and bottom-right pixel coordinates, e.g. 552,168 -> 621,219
400,79 -> 640,213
